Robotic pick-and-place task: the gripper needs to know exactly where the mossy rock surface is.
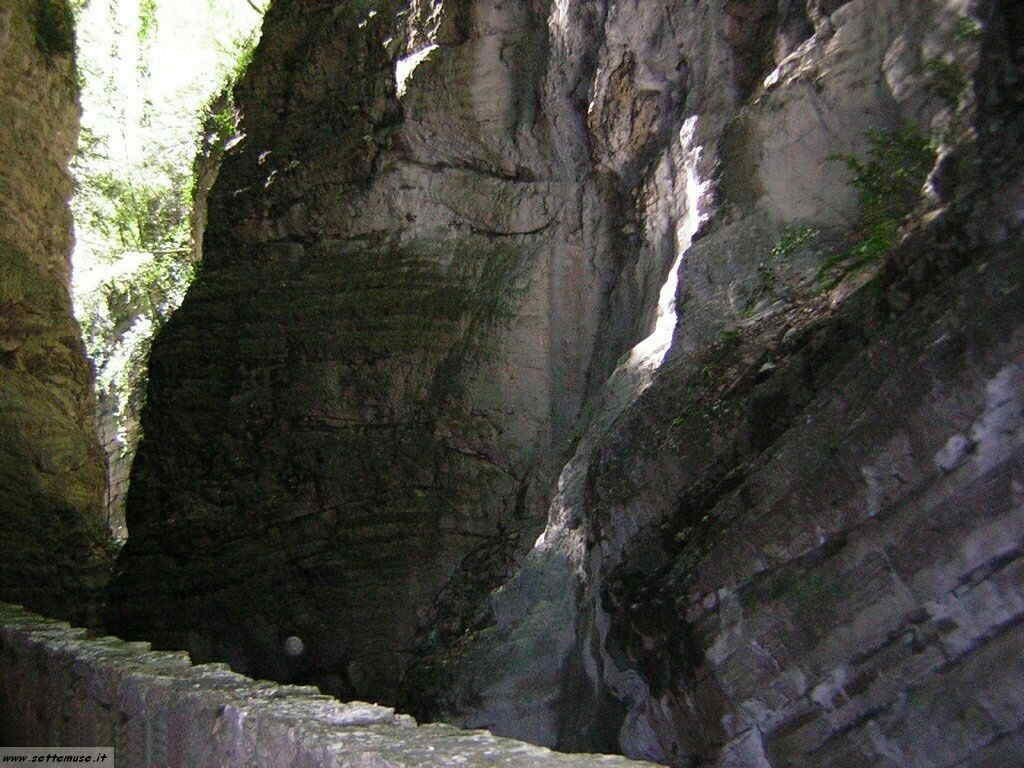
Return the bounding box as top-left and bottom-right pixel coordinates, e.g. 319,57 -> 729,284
0,2 -> 111,625
32,0 -> 75,58
108,236 -> 533,702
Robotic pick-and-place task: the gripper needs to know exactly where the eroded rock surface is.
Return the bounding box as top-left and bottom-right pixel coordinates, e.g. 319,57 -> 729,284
0,0 -> 112,624
108,0 -> 582,703
445,1 -> 1024,765
108,0 -> 1024,765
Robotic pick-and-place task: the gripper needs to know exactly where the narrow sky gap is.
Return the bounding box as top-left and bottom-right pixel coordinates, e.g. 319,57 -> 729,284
72,0 -> 262,296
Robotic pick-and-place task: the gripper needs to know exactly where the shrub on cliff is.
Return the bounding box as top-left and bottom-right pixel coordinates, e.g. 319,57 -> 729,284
819,124 -> 937,287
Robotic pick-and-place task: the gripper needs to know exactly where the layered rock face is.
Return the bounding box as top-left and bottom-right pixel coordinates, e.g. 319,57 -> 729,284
108,0 -> 1024,766
0,0 -> 112,624
108,0 -> 578,701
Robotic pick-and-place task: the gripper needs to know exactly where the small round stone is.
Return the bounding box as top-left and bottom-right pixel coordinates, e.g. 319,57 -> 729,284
283,635 -> 304,656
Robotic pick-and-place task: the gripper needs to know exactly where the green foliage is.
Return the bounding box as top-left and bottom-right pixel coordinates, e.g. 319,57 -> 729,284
839,125 -> 935,230
79,253 -> 196,456
820,125 -> 936,288
73,167 -> 190,258
34,0 -> 76,58
954,16 -> 982,41
210,100 -> 237,138
220,26 -> 259,86
924,58 -> 966,108
100,256 -> 194,338
816,219 -> 898,290
743,225 -> 820,313
196,30 -> 261,153
770,225 -> 819,261
72,57 -> 200,458
138,0 -> 158,43
718,327 -> 741,346
73,153 -> 195,450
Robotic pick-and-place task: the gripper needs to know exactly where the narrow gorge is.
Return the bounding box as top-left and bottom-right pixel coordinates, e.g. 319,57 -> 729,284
2,0 -> 1022,766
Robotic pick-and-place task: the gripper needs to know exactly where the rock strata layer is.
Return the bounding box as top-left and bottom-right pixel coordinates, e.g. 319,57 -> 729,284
0,0 -> 112,624
108,0 -> 1024,766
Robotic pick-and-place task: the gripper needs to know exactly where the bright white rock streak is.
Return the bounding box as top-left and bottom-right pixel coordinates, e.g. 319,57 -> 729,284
395,45 -> 439,98
629,115 -> 710,370
534,115 -> 711,555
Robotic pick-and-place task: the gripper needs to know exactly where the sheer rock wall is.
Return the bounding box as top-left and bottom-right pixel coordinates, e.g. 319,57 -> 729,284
0,0 -> 112,624
108,0 -> 1024,766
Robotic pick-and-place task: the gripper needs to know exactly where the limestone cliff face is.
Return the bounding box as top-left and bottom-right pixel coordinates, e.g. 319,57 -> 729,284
0,0 -> 112,623
108,0 -> 567,700
109,0 -> 1024,765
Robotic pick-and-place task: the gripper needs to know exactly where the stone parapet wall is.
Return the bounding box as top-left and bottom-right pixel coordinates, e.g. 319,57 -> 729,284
0,603 -> 659,768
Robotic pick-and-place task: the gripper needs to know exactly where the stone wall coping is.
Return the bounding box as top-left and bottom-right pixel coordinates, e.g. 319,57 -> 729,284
0,602 -> 661,767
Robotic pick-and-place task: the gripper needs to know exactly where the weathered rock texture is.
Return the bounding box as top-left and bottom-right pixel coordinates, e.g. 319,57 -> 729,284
0,602 -> 658,768
108,0 -> 1024,765
108,0 -> 603,701
0,0 -> 112,624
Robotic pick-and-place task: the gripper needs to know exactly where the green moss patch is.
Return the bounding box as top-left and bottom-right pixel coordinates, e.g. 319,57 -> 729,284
33,0 -> 75,58
0,242 -> 64,312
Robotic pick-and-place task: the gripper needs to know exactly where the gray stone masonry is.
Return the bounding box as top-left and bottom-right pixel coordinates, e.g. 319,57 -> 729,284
0,603 -> 661,767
